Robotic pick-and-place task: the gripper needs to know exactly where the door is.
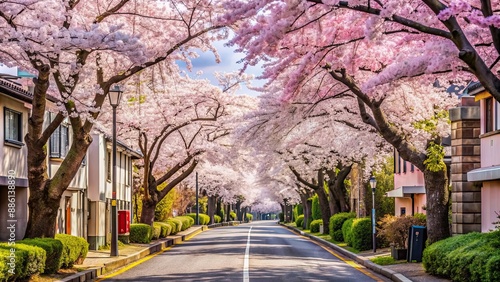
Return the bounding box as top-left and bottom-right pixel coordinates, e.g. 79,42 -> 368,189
65,197 -> 71,235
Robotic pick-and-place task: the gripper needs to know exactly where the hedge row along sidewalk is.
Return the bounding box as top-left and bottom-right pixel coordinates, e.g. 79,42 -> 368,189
58,222 -> 240,282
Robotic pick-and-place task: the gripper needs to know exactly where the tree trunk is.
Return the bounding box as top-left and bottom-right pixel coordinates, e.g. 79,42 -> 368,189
216,199 -> 223,221
423,168 -> 450,244
207,195 -> 216,224
140,177 -> 159,225
316,188 -> 331,235
25,119 -> 92,238
140,198 -> 157,226
304,197 -> 313,228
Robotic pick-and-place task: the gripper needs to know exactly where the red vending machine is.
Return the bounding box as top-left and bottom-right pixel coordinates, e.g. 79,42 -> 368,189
118,210 -> 130,234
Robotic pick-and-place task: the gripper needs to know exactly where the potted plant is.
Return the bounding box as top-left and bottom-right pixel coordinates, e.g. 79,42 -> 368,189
378,214 -> 426,260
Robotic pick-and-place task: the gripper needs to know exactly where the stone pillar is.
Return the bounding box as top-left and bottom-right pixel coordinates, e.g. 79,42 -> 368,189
449,98 -> 481,234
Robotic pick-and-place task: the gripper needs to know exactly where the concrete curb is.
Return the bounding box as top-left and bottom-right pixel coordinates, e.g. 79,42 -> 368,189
280,224 -> 412,282
57,225 -> 209,282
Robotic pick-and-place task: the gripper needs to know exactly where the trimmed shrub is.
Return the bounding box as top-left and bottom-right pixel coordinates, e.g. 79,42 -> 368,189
213,215 -> 221,223
0,242 -> 46,279
55,234 -> 89,268
295,215 -> 305,229
166,218 -> 183,234
130,223 -> 153,244
329,212 -> 356,242
279,212 -> 284,222
311,195 -> 322,220
0,248 -> 15,281
154,222 -> 172,238
151,223 -> 161,240
245,214 -> 253,222
423,231 -> 500,282
310,219 -> 323,233
351,218 -> 372,251
175,216 -> 194,231
186,213 -> 210,225
229,211 -> 237,221
342,218 -> 355,245
164,221 -> 178,235
19,238 -> 63,274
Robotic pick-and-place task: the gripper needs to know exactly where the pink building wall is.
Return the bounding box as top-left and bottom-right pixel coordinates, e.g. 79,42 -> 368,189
392,159 -> 427,216
481,181 -> 500,232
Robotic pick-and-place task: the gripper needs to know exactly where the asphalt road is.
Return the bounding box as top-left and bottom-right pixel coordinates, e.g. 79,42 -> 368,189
101,221 -> 389,281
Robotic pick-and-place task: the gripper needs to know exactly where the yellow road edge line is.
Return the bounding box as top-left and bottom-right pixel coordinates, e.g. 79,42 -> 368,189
96,228 -> 204,281
283,226 -> 384,282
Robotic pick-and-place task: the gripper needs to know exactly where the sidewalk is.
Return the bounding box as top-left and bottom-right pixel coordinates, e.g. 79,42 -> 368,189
281,224 -> 450,282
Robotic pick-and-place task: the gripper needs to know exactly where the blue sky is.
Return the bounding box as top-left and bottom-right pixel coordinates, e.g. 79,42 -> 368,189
178,39 -> 265,96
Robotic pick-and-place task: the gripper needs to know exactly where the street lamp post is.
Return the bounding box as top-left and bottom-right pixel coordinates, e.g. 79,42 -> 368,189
108,85 -> 123,257
195,172 -> 199,225
369,176 -> 377,253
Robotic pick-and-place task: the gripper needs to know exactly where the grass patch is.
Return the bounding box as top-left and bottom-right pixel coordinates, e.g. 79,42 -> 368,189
336,242 -> 360,254
371,256 -> 405,266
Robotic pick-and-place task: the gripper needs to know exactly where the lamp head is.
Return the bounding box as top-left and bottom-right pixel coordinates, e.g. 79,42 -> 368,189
369,176 -> 377,192
108,85 -> 123,107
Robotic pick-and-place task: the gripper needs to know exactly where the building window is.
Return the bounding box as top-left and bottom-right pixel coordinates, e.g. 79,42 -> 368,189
401,207 -> 406,216
394,150 -> 401,174
4,107 -> 23,146
403,160 -> 407,173
107,151 -> 111,182
485,97 -> 494,133
410,164 -> 415,172
50,124 -> 69,158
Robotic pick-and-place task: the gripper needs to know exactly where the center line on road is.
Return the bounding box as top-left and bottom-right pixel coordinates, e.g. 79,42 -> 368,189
243,226 -> 252,282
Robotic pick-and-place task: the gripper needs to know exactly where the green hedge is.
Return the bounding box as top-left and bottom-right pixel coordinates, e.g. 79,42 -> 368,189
342,218 -> 355,246
55,234 -> 89,268
130,223 -> 153,243
213,215 -> 221,223
0,242 -> 46,280
310,219 -> 323,233
174,216 -> 194,231
153,222 -> 172,238
329,212 -> 356,242
423,231 -> 500,281
295,215 -> 304,229
186,213 -> 210,225
350,218 -> 372,251
230,211 -> 237,221
166,218 -> 183,234
19,238 -> 63,274
246,214 -> 253,222
151,223 -> 161,240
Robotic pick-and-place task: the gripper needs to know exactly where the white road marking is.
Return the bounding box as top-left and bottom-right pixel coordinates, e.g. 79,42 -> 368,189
243,226 -> 252,282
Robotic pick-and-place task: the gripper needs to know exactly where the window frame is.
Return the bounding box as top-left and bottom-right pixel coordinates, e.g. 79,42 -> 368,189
485,97 -> 494,133
4,107 -> 24,147
50,123 -> 70,159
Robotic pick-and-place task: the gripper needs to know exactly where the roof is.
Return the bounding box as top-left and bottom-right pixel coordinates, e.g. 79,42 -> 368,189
467,165 -> 500,182
386,186 -> 425,198
0,78 -> 33,103
105,136 -> 143,159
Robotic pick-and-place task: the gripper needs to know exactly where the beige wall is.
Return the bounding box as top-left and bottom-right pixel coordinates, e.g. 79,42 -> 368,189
394,194 -> 427,216
481,181 -> 500,232
0,95 -> 29,179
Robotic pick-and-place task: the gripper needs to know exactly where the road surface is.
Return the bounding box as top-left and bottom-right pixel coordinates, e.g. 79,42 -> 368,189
100,221 -> 389,281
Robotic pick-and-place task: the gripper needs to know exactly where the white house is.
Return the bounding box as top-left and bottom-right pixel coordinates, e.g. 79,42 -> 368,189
87,133 -> 141,250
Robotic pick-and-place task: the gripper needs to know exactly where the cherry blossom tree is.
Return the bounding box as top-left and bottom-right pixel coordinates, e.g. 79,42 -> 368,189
236,70 -> 390,233
222,2 -> 459,242
0,0 -> 227,237
97,65 -> 248,225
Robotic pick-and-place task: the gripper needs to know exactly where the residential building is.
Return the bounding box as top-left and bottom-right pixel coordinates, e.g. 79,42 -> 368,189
466,84 -> 500,232
0,78 -> 32,241
386,151 -> 427,216
87,133 -> 141,250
